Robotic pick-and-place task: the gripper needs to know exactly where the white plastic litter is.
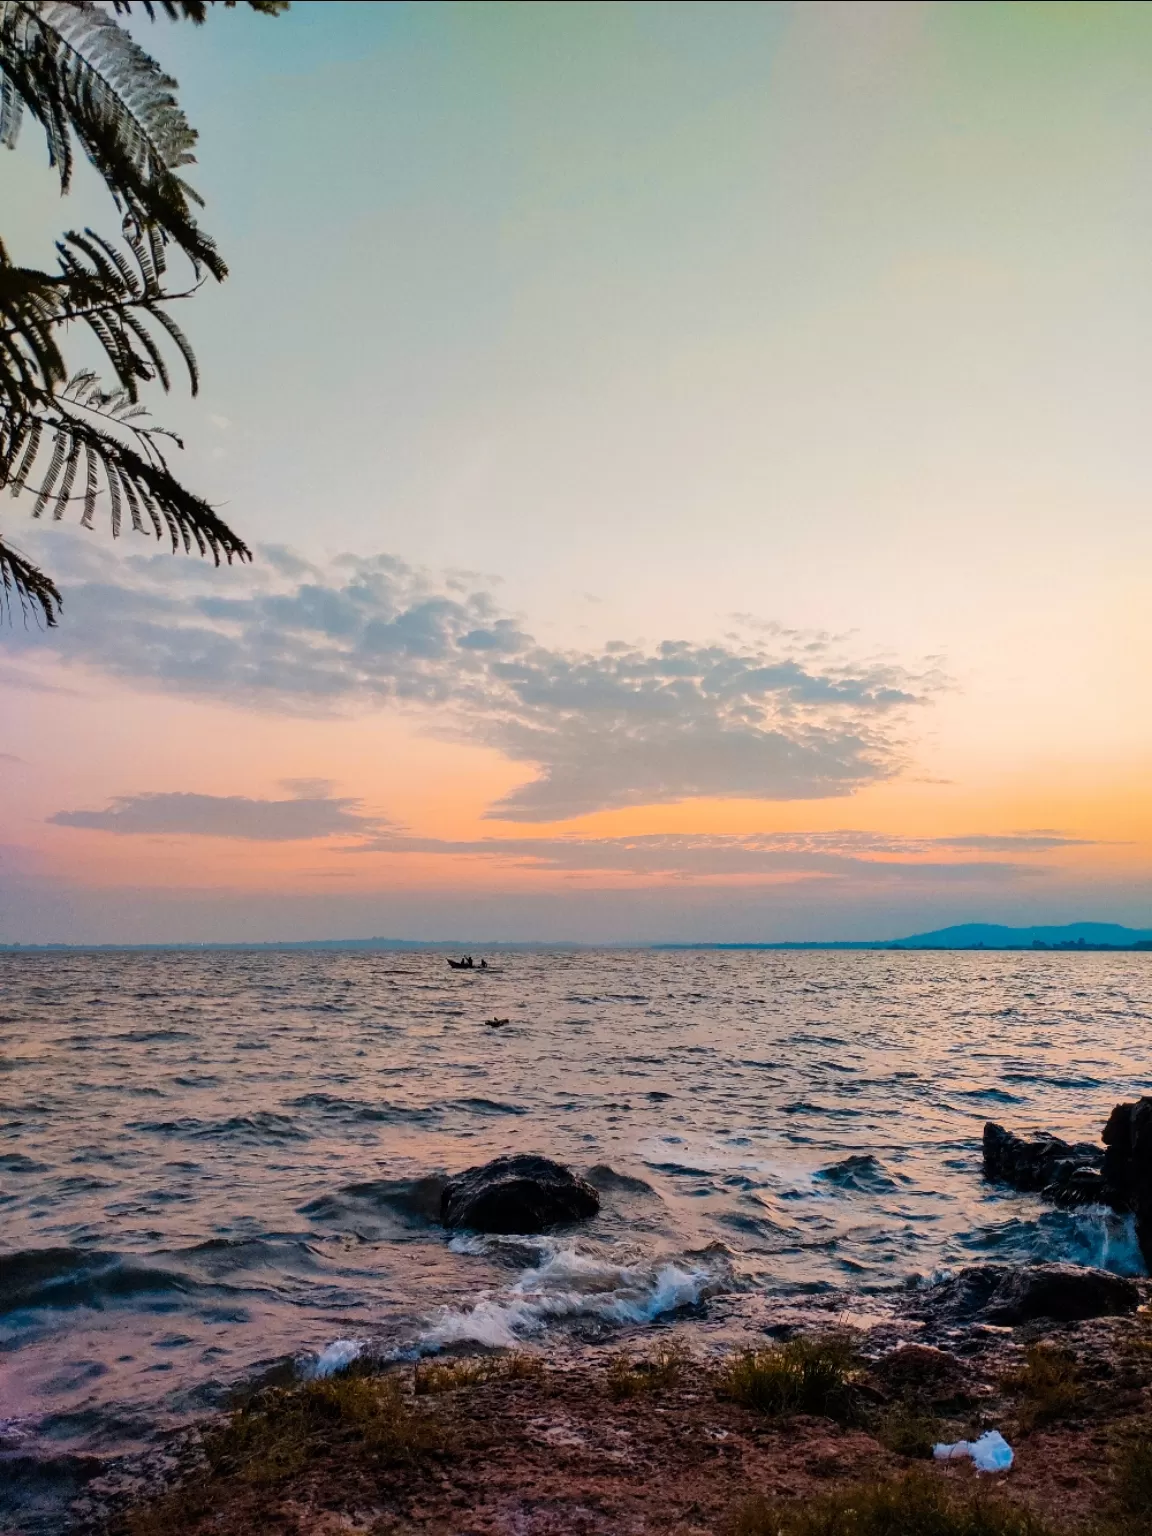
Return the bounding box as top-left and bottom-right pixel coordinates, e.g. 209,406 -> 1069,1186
933,1429 -> 1013,1473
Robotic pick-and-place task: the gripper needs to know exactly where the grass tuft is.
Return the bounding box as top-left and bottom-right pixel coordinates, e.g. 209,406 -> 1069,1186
413,1351 -> 543,1396
729,1472 -> 1063,1536
1112,1436 -> 1152,1520
205,1371 -> 442,1484
1001,1345 -> 1083,1431
606,1338 -> 691,1399
413,1357 -> 493,1396
873,1404 -> 942,1459
718,1333 -> 860,1423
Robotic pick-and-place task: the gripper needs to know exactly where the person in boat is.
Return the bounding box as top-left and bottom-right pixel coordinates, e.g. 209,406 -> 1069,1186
479,958 -> 487,969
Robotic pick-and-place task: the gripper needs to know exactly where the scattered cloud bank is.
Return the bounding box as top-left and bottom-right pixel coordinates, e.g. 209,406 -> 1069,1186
16,538 -> 944,821
50,785 -> 1090,883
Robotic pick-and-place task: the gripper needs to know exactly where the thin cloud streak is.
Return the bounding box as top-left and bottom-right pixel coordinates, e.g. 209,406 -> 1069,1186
50,788 -> 1086,882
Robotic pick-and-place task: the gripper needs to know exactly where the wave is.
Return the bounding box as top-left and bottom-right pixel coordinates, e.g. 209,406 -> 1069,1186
176,1235 -> 323,1277
419,1242 -> 729,1351
301,1338 -> 365,1379
953,1088 -> 1024,1105
285,1092 -> 439,1125
1000,1071 -> 1104,1091
0,1152 -> 48,1174
300,1175 -> 447,1232
0,1247 -> 196,1314
643,1159 -> 714,1179
781,1100 -> 854,1117
814,1154 -> 902,1193
584,1164 -> 656,1196
113,1028 -> 195,1043
966,1205 -> 1146,1277
129,1111 -> 309,1143
447,1098 -> 527,1116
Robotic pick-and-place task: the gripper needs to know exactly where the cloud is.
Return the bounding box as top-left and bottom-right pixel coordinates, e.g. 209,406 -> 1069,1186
932,832 -> 1094,852
16,535 -> 945,821
49,786 -> 1070,884
359,827 -> 1054,882
49,789 -> 388,842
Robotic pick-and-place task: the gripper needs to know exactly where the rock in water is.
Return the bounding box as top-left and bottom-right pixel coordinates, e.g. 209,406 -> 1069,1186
983,1122 -> 1108,1206
1102,1097 -> 1152,1269
916,1263 -> 1140,1327
440,1154 -> 600,1234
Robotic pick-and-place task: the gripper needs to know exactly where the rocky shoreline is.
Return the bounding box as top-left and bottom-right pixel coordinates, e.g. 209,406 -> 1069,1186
52,1105 -> 1152,1535
65,1272 -> 1152,1536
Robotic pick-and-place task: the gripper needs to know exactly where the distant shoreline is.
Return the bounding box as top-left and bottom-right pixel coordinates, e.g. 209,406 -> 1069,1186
2,927 -> 1150,955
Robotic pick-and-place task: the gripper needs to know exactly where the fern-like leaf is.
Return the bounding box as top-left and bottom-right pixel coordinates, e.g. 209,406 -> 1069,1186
0,531 -> 60,625
5,384 -> 251,562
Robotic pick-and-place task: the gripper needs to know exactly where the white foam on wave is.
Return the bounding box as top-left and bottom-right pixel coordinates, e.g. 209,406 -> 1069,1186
303,1337 -> 365,1379
921,1205 -> 1146,1287
1059,1205 -> 1145,1276
420,1242 -> 725,1351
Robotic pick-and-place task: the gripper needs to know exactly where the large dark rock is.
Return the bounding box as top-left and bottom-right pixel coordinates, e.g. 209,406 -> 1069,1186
1103,1098 -> 1152,1269
440,1154 -> 600,1234
983,1121 -> 1109,1206
915,1262 -> 1140,1327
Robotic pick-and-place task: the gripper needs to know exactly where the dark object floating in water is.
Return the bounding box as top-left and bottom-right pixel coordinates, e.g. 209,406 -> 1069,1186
448,956 -> 488,969
985,1097 -> 1152,1268
484,1018 -> 510,1028
913,1262 -> 1139,1326
440,1153 -> 600,1234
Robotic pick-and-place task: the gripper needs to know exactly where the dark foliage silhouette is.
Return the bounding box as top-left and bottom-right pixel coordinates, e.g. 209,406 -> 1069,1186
0,0 -> 285,624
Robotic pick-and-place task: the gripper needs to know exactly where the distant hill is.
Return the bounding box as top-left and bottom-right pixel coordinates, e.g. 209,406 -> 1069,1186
657,922 -> 1152,952
890,922 -> 1152,949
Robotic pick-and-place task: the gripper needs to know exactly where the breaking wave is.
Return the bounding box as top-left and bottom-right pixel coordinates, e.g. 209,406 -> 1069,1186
419,1241 -> 730,1351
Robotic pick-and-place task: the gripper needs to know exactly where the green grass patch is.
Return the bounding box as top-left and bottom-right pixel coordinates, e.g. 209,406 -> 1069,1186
717,1333 -> 860,1423
730,1472 -> 1063,1536
1001,1345 -> 1083,1431
606,1338 -> 691,1399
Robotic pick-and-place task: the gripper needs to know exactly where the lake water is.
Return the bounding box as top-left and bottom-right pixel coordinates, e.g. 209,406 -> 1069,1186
2,948 -> 1151,1528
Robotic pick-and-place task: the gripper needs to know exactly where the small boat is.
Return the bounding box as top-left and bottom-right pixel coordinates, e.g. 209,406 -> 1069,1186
447,958 -> 473,969
484,1017 -> 510,1028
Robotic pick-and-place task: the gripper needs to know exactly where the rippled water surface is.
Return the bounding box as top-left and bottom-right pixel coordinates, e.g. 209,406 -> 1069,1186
3,948 -> 1151,1522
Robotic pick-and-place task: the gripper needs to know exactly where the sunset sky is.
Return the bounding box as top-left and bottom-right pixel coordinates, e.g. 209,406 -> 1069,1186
2,0 -> 1150,944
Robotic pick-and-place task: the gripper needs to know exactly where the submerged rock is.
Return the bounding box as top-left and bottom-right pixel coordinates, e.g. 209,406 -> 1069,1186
915,1262 -> 1140,1327
440,1154 -> 600,1234
982,1122 -> 1108,1206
